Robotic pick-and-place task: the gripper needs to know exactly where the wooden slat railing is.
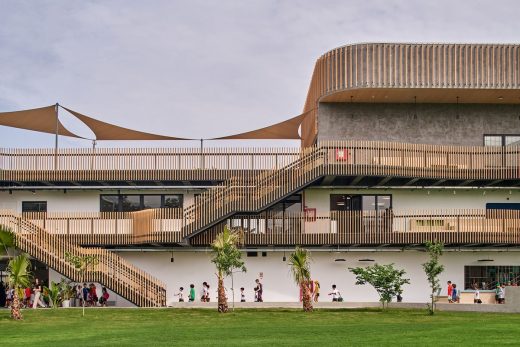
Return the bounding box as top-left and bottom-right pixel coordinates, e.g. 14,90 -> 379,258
1,141 -> 519,183
23,209 -> 184,245
0,147 -> 299,182
0,210 -> 166,307
181,141 -> 520,239
190,209 -> 520,246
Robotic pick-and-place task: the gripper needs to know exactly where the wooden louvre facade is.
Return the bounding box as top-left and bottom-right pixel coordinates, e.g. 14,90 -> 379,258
302,43 -> 520,146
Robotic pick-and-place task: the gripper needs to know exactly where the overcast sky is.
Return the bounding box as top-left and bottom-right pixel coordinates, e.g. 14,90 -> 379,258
1,0 -> 519,148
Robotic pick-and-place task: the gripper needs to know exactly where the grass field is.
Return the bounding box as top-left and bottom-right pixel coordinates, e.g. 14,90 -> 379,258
1,307 -> 519,346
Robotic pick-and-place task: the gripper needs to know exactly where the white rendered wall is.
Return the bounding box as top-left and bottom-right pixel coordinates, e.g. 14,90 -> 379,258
304,188 -> 520,214
118,249 -> 520,305
0,188 -> 204,212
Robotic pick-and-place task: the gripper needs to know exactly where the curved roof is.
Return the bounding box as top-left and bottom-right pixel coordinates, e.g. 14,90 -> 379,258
301,43 -> 520,145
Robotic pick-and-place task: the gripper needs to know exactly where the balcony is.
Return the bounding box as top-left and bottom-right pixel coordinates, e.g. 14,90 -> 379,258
1,141 -> 518,186
15,209 -> 520,247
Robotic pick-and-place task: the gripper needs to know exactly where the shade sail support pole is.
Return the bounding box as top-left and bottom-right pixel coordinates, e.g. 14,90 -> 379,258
54,102 -> 59,170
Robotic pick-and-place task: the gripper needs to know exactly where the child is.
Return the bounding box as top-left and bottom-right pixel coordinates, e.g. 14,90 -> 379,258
452,284 -> 459,303
189,284 -> 195,302
99,287 -> 110,307
328,284 -> 341,302
175,287 -> 185,302
240,287 -> 246,302
201,282 -> 208,302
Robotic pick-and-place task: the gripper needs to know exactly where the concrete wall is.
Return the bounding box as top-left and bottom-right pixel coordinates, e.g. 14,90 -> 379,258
304,188 -> 520,214
317,103 -> 520,145
118,249 -> 520,304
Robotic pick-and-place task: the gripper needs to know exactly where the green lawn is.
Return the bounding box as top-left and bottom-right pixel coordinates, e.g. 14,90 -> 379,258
1,307 -> 519,346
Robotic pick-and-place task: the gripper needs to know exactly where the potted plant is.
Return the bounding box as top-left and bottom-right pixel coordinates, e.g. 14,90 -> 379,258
44,281 -> 62,308
59,279 -> 75,308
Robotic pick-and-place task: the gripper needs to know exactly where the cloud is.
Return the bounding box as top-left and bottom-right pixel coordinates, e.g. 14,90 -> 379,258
0,0 -> 519,148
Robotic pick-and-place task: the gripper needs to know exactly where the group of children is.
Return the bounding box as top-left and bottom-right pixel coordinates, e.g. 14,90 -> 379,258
76,283 -> 110,307
174,279 -> 264,303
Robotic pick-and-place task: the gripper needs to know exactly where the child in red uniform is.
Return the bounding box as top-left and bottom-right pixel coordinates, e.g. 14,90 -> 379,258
447,281 -> 453,303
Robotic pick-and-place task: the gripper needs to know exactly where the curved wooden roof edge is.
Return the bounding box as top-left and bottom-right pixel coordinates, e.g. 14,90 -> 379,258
301,42 -> 520,146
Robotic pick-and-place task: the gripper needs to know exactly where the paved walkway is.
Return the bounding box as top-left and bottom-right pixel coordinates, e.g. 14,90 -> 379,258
168,301 -> 520,313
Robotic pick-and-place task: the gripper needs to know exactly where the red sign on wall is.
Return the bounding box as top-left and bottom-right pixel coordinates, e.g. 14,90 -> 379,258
335,148 -> 349,161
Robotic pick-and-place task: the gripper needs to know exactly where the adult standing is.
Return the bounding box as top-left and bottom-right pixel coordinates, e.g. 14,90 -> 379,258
254,279 -> 263,302
32,278 -> 46,308
0,281 -> 6,307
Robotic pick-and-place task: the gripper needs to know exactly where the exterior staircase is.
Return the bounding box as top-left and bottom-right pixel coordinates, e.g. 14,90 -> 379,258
0,210 -> 166,307
182,146 -> 325,239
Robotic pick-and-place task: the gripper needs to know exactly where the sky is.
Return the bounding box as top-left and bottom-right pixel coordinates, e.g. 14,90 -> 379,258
0,0 -> 519,148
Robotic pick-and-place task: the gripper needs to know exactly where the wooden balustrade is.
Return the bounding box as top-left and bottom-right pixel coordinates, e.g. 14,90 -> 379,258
25,208 -> 520,247
189,209 -> 520,246
22,209 -> 184,245
0,147 -> 299,182
1,141 -> 519,183
0,210 -> 166,306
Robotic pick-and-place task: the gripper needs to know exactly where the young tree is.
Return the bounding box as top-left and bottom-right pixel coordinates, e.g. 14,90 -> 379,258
211,227 -> 246,313
64,252 -> 99,317
349,263 -> 410,309
288,247 -> 313,312
7,253 -> 32,320
422,241 -> 444,315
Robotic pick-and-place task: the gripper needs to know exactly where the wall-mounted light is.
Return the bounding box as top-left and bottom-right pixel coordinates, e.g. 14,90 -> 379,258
170,250 -> 174,263
334,258 -> 346,262
358,258 -> 375,262
63,189 -> 67,194
8,189 -> 12,195
282,250 -> 286,262
477,258 -> 494,262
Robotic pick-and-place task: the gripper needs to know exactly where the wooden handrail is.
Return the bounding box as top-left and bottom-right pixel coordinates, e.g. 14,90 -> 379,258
0,210 -> 166,307
0,141 -> 519,182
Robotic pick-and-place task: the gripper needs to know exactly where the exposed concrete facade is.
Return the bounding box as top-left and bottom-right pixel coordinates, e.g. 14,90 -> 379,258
317,102 -> 520,145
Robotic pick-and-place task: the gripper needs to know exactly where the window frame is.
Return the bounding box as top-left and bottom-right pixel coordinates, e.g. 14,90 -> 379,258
483,134 -> 520,147
330,194 -> 392,212
99,194 -> 184,212
21,201 -> 48,213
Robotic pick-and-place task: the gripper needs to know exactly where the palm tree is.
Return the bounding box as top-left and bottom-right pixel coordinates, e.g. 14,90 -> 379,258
211,227 -> 246,313
7,253 -> 32,320
0,226 -> 15,257
288,247 -> 313,312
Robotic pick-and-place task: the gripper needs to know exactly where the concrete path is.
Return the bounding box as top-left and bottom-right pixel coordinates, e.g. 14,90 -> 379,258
168,301 -> 520,313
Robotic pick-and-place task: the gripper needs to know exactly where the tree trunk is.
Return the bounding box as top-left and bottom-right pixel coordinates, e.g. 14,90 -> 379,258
11,289 -> 23,320
217,275 -> 228,313
301,283 -> 313,312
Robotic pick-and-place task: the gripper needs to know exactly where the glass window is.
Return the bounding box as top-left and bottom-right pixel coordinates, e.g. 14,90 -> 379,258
100,195 -> 120,212
505,136 -> 520,146
120,195 -> 141,212
22,201 -> 47,213
465,265 -> 520,290
362,196 -> 376,211
331,195 -> 391,211
163,195 -> 183,208
484,135 -> 520,147
484,135 -> 502,146
143,195 -> 161,209
377,195 -> 392,211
